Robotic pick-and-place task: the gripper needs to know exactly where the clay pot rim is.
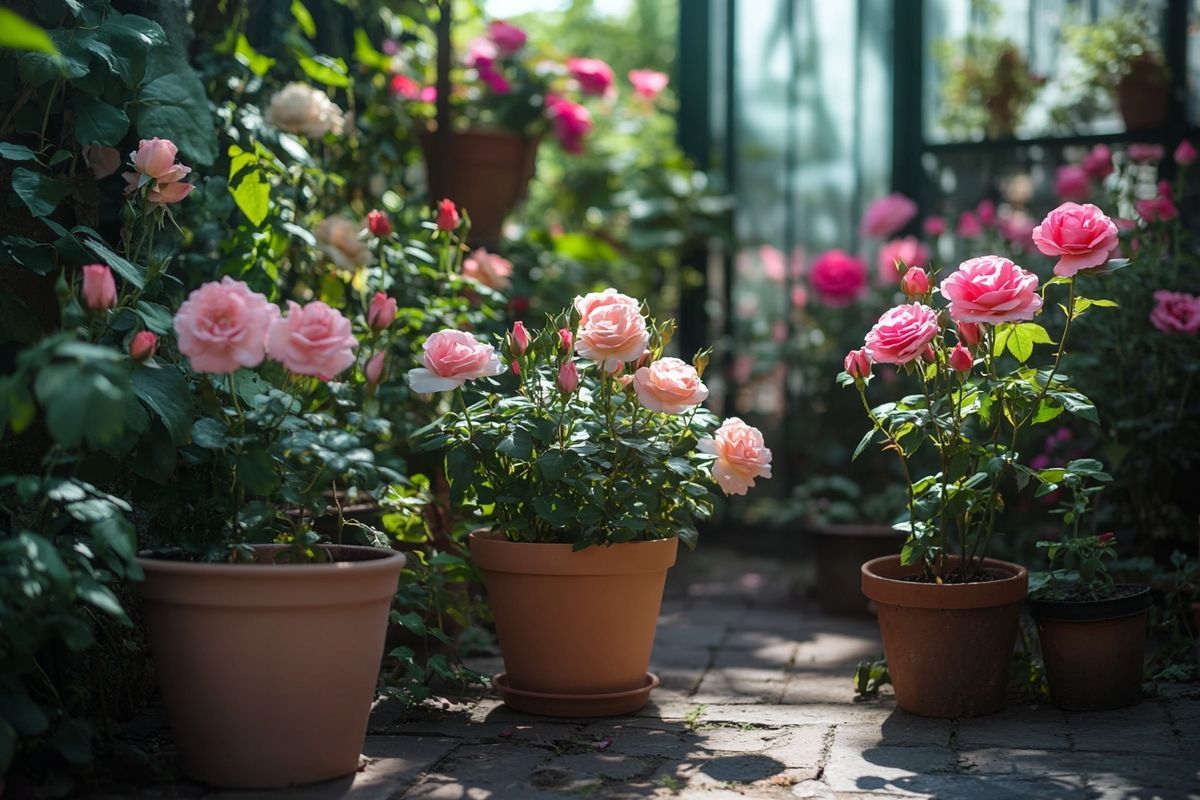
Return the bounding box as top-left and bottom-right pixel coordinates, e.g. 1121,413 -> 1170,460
1029,584 -> 1151,622
862,554 -> 1028,610
469,529 -> 678,576
136,543 -> 405,578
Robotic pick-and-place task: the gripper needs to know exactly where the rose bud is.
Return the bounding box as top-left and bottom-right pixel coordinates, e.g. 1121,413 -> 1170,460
1097,532 -> 1116,544
367,292 -> 397,331
130,331 -> 158,362
949,343 -> 973,374
843,347 -> 871,379
82,264 -> 118,310
920,344 -> 936,363
436,198 -> 460,231
365,351 -> 386,386
558,327 -> 573,352
957,321 -> 982,347
366,209 -> 393,237
557,360 -> 579,393
900,266 -> 930,298
511,359 -> 520,376
511,321 -> 530,355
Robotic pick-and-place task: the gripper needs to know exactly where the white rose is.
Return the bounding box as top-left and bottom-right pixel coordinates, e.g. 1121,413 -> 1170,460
265,82 -> 345,139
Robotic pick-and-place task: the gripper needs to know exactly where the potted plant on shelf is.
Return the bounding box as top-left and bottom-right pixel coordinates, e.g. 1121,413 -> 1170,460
1062,10 -> 1170,131
772,477 -> 907,615
411,289 -> 772,716
1029,499 -> 1151,711
845,200 -> 1125,717
136,273 -> 405,789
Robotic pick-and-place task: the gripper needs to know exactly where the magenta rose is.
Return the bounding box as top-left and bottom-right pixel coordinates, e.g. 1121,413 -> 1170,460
809,249 -> 867,307
267,301 -> 358,380
861,193 -> 917,238
174,277 -> 277,374
1032,202 -> 1119,277
1149,290 -> 1200,335
1081,144 -> 1114,181
487,20 -> 527,54
567,57 -> 615,97
864,303 -> 940,365
546,96 -> 594,154
957,210 -> 983,239
939,255 -> 1043,324
1055,165 -> 1092,202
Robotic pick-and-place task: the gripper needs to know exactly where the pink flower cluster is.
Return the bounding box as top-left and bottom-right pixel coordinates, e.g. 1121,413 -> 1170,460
173,277 -> 358,380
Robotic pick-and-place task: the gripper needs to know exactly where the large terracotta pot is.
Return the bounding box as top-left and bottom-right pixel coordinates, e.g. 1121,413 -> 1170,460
861,554 -> 1028,718
1029,585 -> 1150,711
1115,55 -> 1169,131
469,530 -> 677,716
138,545 -> 405,788
421,129 -> 540,247
807,523 -> 905,616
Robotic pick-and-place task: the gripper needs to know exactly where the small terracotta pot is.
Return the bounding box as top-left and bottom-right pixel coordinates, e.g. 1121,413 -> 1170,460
807,524 -> 905,616
421,129 -> 540,247
1029,585 -> 1150,711
861,554 -> 1028,718
469,530 -> 677,716
1115,55 -> 1169,131
138,545 -> 405,788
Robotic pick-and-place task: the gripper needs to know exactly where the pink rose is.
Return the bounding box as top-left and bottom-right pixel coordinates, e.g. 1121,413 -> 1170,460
957,321 -> 982,347
546,96 -> 593,154
365,351 -> 386,386
1175,140 -> 1197,166
1081,145 -> 1114,181
633,357 -> 709,414
436,198 -> 460,231
1149,290 -> 1200,335
466,36 -> 498,68
922,216 -> 946,237
367,292 -> 397,331
999,212 -> 1036,251
1136,182 -> 1179,223
267,301 -> 358,380
1032,202 -> 1120,277
809,249 -> 867,307
479,64 -> 511,95
957,210 -> 983,239
949,343 -> 973,374
864,303 -> 941,365
407,329 -> 505,393
557,360 -> 579,394
390,74 -> 420,100
576,300 -> 649,372
977,199 -> 997,227
174,277 -> 277,374
861,193 -> 918,238
698,417 -> 772,496
123,138 -> 194,207
1055,165 -> 1092,202
843,348 -> 871,379
81,264 -> 117,310
488,20 -> 527,54
628,69 -> 669,99
1128,143 -> 1164,163
462,248 -> 513,291
510,321 -> 530,355
567,57 -> 615,97
878,237 -> 929,284
130,331 -> 158,362
939,256 -> 1043,324
900,266 -> 931,299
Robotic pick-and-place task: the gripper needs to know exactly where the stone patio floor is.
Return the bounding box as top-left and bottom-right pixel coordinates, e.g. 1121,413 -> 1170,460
102,547 -> 1200,800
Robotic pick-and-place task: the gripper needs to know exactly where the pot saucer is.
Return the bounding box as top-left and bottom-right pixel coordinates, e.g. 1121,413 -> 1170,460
492,673 -> 660,717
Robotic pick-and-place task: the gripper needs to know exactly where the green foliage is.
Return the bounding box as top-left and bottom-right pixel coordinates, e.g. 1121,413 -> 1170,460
1031,530 -> 1117,601
1062,6 -> 1167,93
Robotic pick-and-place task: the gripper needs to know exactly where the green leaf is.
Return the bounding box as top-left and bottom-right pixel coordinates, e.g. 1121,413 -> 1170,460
12,168 -> 67,218
236,448 -> 278,494
34,363 -> 127,448
1050,390 -> 1099,424
191,417 -> 229,449
81,236 -> 145,288
1004,323 -> 1053,363
0,9 -> 59,55
136,48 -> 217,166
291,0 -> 317,37
132,365 -> 194,446
135,300 -> 173,334
228,149 -> 270,226
852,428 -> 875,461
497,428 -> 534,459
73,96 -> 129,146
298,54 -> 350,88
234,33 -> 274,77
0,142 -> 40,162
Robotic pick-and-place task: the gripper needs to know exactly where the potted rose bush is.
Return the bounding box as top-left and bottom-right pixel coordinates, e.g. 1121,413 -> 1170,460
845,201 -> 1124,717
411,289 -> 771,716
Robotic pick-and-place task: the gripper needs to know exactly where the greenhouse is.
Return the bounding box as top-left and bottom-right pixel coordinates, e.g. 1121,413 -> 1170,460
0,0 -> 1198,797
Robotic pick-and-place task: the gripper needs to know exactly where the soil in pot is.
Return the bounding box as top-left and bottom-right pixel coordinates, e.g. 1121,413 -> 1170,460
468,530 -> 677,716
1029,585 -> 1151,712
808,524 -> 906,616
861,554 -> 1028,718
138,544 -> 405,789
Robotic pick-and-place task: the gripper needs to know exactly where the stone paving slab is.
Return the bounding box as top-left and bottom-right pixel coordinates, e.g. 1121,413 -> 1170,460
97,547 -> 1200,800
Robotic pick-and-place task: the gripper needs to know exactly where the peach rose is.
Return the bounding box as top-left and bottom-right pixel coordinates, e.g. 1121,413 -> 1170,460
576,299 -> 649,372
174,277 -> 277,374
265,82 -> 345,138
463,248 -> 513,291
698,417 -> 772,496
122,138 -> 194,206
407,329 -> 505,393
315,216 -> 371,269
574,288 -> 640,324
939,256 -> 1043,324
267,301 -> 358,380
633,357 -> 709,414
863,303 -> 940,365
1032,203 -> 1119,277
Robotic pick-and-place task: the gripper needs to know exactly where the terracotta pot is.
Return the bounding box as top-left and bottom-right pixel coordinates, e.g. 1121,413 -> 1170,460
1029,585 -> 1150,711
1115,56 -> 1169,131
138,545 -> 405,788
807,524 -> 905,616
861,554 -> 1028,718
421,129 -> 540,247
468,530 -> 677,716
